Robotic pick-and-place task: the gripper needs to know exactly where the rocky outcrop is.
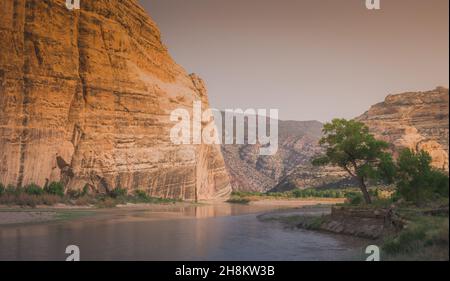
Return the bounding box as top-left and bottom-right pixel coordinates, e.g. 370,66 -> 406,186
297,206 -> 404,240
357,87 -> 449,171
0,0 -> 231,200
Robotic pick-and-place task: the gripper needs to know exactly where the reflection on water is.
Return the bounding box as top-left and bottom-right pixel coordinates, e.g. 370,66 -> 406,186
0,203 -> 367,261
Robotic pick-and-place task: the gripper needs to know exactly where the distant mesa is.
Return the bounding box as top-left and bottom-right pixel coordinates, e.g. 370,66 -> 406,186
356,87 -> 449,172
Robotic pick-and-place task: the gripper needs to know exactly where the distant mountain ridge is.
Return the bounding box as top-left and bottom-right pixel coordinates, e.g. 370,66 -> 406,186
221,119 -> 323,192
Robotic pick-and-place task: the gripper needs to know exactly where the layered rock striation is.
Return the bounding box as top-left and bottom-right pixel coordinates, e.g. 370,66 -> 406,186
0,0 -> 231,200
357,87 -> 449,171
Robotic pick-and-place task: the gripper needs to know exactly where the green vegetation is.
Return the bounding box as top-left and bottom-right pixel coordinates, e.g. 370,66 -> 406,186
24,183 -> 44,196
291,188 -> 345,198
229,189 -> 346,201
312,119 -> 395,204
109,187 -> 128,199
395,149 -> 449,206
0,183 -> 181,208
229,187 -> 392,204
226,197 -> 251,204
382,207 -> 449,260
311,118 -> 448,207
44,182 -> 65,197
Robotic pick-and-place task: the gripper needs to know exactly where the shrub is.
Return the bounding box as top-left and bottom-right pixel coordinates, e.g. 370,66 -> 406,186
109,187 -> 127,198
292,189 -> 304,198
227,197 -> 250,204
24,183 -> 44,196
0,183 -> 4,196
345,192 -> 363,205
134,190 -> 149,201
428,170 -> 449,198
44,182 -> 65,197
82,185 -> 90,196
6,185 -> 19,195
396,149 -> 449,205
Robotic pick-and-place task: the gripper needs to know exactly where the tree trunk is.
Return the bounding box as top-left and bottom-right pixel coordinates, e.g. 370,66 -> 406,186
359,177 -> 372,204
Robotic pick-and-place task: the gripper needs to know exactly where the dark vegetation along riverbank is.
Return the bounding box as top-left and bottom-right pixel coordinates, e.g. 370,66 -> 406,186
0,182 -> 180,209
227,187 -> 385,205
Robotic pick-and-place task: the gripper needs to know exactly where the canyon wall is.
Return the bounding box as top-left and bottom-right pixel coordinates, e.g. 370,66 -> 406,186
357,87 -> 449,171
0,0 -> 231,200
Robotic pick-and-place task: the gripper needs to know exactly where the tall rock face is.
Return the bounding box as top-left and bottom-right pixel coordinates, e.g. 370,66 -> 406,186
221,120 -> 323,192
0,0 -> 231,200
357,87 -> 449,171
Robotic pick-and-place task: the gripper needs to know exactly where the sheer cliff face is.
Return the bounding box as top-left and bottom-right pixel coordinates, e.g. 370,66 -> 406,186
357,87 -> 449,171
0,0 -> 231,200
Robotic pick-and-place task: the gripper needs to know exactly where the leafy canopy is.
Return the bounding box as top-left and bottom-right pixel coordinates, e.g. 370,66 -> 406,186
396,148 -> 449,205
312,118 -> 395,184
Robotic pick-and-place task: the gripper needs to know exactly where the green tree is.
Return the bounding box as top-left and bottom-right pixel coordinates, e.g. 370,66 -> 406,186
396,149 -> 449,205
312,119 -> 395,204
44,182 -> 65,197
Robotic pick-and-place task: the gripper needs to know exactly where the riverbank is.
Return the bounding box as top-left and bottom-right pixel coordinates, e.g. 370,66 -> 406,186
259,203 -> 449,261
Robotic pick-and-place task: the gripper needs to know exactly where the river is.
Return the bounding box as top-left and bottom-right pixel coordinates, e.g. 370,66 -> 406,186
0,202 -> 369,261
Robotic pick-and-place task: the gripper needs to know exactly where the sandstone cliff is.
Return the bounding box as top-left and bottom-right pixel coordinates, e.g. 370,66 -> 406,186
357,87 -> 449,171
0,0 -> 231,200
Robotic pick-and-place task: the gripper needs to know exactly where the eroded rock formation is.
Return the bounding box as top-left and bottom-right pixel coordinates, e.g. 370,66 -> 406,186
0,0 -> 231,200
357,87 -> 449,171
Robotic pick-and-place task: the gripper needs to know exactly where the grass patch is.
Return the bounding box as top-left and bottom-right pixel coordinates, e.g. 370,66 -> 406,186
382,209 -> 449,260
55,210 -> 94,221
226,197 -> 251,204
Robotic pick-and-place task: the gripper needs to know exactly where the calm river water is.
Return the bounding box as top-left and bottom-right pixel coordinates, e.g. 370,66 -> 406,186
0,203 -> 368,261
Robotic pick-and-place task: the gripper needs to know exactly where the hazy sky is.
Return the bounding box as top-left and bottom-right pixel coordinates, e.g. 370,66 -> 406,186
140,0 -> 449,122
